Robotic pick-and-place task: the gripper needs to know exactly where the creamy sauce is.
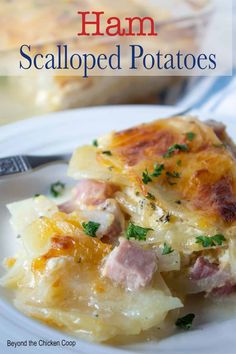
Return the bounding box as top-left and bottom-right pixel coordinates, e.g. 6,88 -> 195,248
108,293 -> 236,346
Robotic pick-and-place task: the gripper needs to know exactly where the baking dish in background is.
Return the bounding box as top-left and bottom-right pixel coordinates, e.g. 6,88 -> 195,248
0,0 -> 213,124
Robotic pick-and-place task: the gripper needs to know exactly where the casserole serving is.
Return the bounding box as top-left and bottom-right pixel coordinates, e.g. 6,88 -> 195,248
1,115 -> 236,343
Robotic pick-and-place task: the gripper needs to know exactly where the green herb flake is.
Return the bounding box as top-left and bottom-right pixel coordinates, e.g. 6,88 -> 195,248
162,242 -> 174,255
82,221 -> 100,237
50,181 -> 65,198
163,144 -> 189,158
142,164 -> 164,185
195,234 -> 226,248
152,164 -> 165,177
102,150 -> 112,156
166,171 -> 181,179
92,139 -> 98,147
34,194 -> 40,198
126,223 -> 153,241
175,313 -> 195,330
145,192 -> 156,201
211,234 -> 226,245
186,132 -> 196,142
166,170 -> 181,186
142,169 -> 153,185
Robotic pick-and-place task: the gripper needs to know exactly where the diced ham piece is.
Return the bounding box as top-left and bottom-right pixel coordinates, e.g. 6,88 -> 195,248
190,257 -> 218,280
205,119 -> 236,158
73,179 -> 117,207
102,238 -> 157,291
59,200 -> 76,214
59,179 -> 118,213
205,119 -> 226,140
211,282 -> 236,297
189,256 -> 235,297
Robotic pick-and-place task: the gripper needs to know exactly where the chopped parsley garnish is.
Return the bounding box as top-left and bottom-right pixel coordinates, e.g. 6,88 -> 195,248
163,144 -> 189,158
186,132 -> 196,141
162,242 -> 174,255
142,164 -> 164,184
126,223 -> 153,241
166,171 -> 181,178
82,221 -> 100,237
175,313 -> 195,330
145,192 -> 156,201
92,139 -> 98,147
142,169 -> 153,184
166,171 -> 181,186
195,234 -> 226,248
102,150 -> 112,156
34,194 -> 40,198
50,181 -> 65,197
152,164 -> 165,177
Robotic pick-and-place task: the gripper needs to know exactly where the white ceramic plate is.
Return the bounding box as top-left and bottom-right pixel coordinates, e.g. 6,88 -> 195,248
0,105 -> 236,354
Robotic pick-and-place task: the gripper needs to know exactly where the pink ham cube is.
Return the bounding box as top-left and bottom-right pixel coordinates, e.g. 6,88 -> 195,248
102,238 -> 157,291
59,179 -> 117,213
190,257 -> 218,281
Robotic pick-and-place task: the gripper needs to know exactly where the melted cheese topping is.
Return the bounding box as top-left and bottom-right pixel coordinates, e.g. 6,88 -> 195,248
96,117 -> 236,229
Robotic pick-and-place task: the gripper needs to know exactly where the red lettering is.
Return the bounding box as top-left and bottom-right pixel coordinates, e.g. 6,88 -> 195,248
77,11 -> 104,36
106,17 -> 126,36
77,11 -> 158,37
126,16 -> 158,36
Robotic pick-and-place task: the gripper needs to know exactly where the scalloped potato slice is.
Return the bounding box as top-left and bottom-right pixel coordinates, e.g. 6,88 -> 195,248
16,290 -> 182,342
68,145 -> 127,185
22,212 -> 84,256
14,253 -> 182,342
7,195 -> 58,234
